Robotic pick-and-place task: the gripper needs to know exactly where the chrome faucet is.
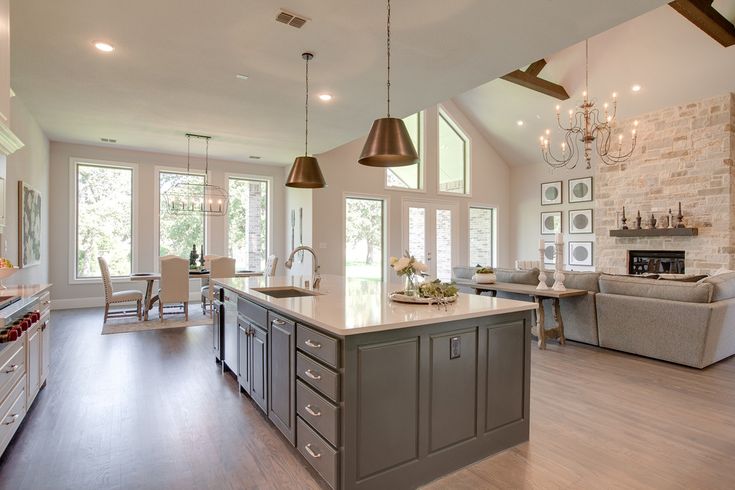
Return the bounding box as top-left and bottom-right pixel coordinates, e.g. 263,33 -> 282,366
285,245 -> 321,289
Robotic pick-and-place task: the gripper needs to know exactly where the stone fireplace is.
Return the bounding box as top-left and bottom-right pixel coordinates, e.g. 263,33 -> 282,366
628,250 -> 685,275
594,93 -> 735,275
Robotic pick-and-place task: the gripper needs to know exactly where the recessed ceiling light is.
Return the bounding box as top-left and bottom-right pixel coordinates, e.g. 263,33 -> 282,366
318,93 -> 333,101
94,42 -> 114,53
631,84 -> 641,92
236,74 -> 249,80
516,120 -> 524,126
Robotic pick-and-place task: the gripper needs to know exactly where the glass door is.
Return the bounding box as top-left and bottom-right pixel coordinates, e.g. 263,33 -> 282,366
402,200 -> 458,281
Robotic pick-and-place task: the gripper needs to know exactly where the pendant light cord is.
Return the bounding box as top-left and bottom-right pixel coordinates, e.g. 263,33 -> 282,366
305,54 -> 310,156
204,137 -> 209,184
585,39 -> 589,96
186,135 -> 191,174
386,0 -> 391,117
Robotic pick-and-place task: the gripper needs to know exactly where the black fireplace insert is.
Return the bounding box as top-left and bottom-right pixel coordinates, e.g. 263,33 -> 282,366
628,250 -> 685,275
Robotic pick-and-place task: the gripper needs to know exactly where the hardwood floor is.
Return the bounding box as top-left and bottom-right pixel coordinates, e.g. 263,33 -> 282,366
0,308 -> 733,489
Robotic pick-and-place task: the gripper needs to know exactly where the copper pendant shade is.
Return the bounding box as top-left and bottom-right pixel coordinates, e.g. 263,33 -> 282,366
358,117 -> 418,167
286,52 -> 326,188
359,0 -> 418,168
286,155 -> 326,188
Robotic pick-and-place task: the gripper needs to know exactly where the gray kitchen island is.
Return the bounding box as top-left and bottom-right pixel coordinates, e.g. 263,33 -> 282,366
213,274 -> 537,490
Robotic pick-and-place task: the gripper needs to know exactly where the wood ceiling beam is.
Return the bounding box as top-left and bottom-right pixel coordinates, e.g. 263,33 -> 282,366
669,0 -> 735,47
501,59 -> 570,100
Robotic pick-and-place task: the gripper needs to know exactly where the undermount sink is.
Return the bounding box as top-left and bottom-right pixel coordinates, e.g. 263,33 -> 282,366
251,287 -> 322,298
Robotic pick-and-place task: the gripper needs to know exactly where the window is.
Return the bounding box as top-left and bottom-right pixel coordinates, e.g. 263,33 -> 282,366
469,206 -> 495,267
159,171 -> 206,258
345,197 -> 385,281
227,176 -> 269,271
74,162 -> 134,279
386,112 -> 422,190
438,110 -> 470,194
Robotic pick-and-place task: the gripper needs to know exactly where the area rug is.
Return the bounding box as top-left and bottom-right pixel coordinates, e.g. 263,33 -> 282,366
101,308 -> 213,335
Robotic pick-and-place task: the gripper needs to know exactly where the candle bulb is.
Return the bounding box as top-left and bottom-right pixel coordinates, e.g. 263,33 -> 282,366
539,239 -> 545,251
555,232 -> 563,245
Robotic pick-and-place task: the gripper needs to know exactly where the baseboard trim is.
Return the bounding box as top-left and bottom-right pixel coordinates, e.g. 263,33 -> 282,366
51,292 -> 206,311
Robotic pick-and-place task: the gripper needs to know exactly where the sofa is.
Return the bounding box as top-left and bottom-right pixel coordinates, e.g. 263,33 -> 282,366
451,267 -> 735,368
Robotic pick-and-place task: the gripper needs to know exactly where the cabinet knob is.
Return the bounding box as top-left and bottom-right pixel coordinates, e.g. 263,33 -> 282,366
304,404 -> 322,417
272,318 -> 286,326
304,339 -> 322,349
304,369 -> 322,381
304,443 -> 321,459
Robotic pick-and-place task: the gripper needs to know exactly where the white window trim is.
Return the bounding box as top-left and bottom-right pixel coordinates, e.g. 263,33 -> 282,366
223,172 -> 274,269
342,192 -> 390,282
468,203 -> 498,268
153,165 -> 209,272
68,157 -> 139,285
384,111 -> 426,193
436,106 -> 472,198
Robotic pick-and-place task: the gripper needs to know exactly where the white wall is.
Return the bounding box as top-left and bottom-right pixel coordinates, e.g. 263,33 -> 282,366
312,101 -> 512,277
3,94 -> 49,285
283,180 -> 314,278
49,142 -> 287,307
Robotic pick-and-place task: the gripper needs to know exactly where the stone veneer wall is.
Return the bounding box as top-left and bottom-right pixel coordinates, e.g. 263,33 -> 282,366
595,93 -> 735,275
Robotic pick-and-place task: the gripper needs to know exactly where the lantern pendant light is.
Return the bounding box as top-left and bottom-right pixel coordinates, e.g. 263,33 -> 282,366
286,52 -> 327,188
358,0 -> 419,168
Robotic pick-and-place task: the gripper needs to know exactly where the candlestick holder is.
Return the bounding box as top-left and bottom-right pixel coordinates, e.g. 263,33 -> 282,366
537,249 -> 549,290
552,242 -> 566,291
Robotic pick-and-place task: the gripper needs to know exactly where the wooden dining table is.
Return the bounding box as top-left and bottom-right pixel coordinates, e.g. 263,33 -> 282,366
129,270 -> 262,320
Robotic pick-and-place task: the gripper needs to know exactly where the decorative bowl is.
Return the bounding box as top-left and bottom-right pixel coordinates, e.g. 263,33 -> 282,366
389,291 -> 458,304
0,267 -> 18,288
472,272 -> 496,284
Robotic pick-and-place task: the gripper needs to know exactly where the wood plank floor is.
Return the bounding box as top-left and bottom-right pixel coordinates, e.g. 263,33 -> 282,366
0,308 -> 733,489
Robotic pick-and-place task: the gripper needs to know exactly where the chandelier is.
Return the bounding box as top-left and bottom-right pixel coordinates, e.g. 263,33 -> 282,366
540,40 -> 638,169
164,133 -> 229,216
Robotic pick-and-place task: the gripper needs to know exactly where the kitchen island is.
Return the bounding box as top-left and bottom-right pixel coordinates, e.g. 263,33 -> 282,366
213,274 -> 537,490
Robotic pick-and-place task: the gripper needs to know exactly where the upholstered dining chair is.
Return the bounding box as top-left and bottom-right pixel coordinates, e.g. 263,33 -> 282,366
98,256 -> 143,323
201,256 -> 235,313
159,256 -> 189,321
264,255 -> 278,277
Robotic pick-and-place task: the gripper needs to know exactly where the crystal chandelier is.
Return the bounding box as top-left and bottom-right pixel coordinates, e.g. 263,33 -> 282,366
164,133 -> 229,216
540,40 -> 638,169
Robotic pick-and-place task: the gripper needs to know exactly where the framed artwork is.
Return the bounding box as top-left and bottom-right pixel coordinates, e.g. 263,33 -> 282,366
569,176 -> 593,203
540,211 -> 562,235
569,209 -> 593,234
18,181 -> 42,268
543,241 -> 556,265
540,181 -> 562,206
569,241 -> 593,266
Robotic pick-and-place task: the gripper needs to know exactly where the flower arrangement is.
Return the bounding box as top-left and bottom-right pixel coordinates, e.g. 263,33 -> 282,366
475,267 -> 494,274
390,251 -> 427,296
472,265 -> 496,284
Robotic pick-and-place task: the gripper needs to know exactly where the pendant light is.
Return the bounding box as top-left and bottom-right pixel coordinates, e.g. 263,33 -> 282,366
358,0 -> 419,168
286,52 -> 327,188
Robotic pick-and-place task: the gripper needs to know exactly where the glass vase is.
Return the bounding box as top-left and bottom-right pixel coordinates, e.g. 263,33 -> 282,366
404,273 -> 419,297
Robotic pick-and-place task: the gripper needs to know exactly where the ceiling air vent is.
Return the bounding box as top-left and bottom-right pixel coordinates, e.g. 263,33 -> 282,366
100,137 -> 117,143
275,9 -> 308,28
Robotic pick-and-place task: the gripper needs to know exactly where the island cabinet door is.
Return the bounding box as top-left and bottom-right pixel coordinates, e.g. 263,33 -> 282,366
268,315 -> 295,445
238,322 -> 251,396
250,326 -> 268,414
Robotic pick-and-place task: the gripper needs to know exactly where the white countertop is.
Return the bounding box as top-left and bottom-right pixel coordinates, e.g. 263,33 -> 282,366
214,275 -> 537,336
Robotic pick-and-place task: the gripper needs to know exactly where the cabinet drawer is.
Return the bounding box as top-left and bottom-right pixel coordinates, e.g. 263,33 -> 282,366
238,297 -> 267,328
297,352 -> 340,403
38,292 -> 51,316
0,375 -> 26,452
297,380 -> 339,447
297,417 -> 338,490
297,324 -> 339,368
0,343 -> 24,403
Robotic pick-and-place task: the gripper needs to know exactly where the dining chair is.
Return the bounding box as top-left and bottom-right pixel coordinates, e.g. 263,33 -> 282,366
98,257 -> 143,323
159,256 -> 189,321
265,255 -> 278,277
201,256 -> 235,313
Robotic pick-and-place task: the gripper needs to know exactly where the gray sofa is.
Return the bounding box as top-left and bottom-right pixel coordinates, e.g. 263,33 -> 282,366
451,267 -> 735,368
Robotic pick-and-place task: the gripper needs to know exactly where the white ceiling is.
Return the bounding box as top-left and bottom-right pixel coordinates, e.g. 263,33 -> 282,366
454,1 -> 735,167
10,0 -> 666,165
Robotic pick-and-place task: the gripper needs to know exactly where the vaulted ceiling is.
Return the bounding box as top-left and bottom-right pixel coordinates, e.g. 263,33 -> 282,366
454,1 -> 735,167
10,0 -> 665,165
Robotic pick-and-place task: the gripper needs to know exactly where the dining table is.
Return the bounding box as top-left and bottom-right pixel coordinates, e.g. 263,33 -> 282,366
129,270 -> 263,320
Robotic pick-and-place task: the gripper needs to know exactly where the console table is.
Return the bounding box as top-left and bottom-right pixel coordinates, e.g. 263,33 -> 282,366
471,282 -> 588,349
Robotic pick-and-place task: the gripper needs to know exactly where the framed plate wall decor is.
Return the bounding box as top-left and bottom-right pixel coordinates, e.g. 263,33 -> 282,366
568,176 -> 593,203
569,209 -> 593,234
540,181 -> 562,206
569,241 -> 593,266
540,211 -> 562,235
543,241 -> 556,265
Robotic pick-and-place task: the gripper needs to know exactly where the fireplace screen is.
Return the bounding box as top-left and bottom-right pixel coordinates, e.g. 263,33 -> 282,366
628,250 -> 685,275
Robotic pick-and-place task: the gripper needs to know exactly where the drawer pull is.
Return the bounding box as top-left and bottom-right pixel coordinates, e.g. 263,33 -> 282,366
4,364 -> 18,374
272,319 -> 286,326
304,404 -> 322,417
304,369 -> 322,381
3,414 -> 18,425
304,443 -> 321,459
304,339 -> 322,349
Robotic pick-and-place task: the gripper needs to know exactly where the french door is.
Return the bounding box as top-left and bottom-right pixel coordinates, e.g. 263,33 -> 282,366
402,200 -> 459,281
